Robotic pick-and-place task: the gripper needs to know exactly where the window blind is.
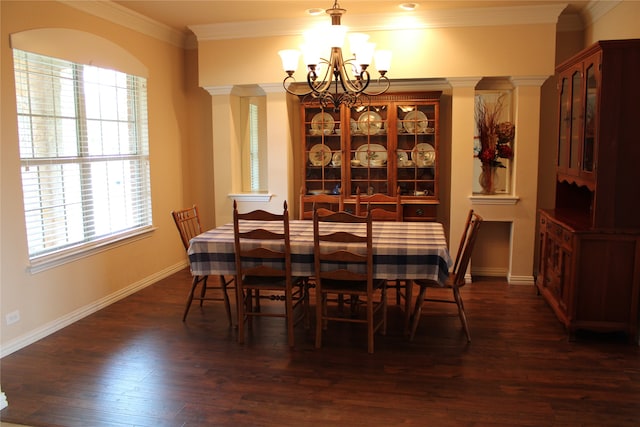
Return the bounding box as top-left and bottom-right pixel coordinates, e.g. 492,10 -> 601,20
249,103 -> 260,192
13,49 -> 152,259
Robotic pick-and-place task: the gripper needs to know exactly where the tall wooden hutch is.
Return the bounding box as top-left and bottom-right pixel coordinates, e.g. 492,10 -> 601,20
300,92 -> 441,221
537,39 -> 640,341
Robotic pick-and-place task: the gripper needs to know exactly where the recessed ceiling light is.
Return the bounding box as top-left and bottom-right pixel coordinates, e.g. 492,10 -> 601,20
306,8 -> 325,16
399,3 -> 419,11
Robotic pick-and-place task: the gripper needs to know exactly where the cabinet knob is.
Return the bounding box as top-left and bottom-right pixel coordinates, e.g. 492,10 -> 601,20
416,208 -> 424,217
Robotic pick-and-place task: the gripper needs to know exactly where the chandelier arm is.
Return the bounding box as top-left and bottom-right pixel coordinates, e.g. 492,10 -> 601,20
282,75 -> 314,97
307,58 -> 335,95
362,75 -> 391,96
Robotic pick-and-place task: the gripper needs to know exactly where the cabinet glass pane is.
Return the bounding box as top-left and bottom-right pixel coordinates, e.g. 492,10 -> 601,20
558,78 -> 569,168
303,107 -> 342,194
569,70 -> 582,171
396,104 -> 437,196
582,63 -> 597,173
348,105 -> 388,196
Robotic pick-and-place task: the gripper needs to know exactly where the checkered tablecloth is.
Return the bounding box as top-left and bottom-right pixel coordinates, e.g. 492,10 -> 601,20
188,220 -> 452,285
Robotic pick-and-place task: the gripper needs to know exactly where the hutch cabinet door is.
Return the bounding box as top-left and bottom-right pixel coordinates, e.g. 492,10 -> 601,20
579,52 -> 601,181
346,104 -> 390,197
396,102 -> 439,199
301,106 -> 343,195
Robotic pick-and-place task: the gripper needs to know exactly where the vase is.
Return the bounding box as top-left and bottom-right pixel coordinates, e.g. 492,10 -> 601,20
478,164 -> 498,195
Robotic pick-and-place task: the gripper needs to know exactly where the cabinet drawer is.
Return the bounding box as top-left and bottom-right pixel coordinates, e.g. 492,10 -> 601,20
403,204 -> 437,221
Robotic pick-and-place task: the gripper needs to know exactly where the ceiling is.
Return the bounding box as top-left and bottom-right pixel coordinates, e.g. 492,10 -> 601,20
112,1 -> 593,34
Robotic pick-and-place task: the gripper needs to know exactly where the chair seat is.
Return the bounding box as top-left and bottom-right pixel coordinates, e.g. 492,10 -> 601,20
320,278 -> 386,293
414,272 -> 463,289
243,275 -> 306,288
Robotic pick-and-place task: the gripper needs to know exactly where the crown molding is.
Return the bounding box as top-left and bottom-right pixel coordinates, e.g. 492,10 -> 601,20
581,0 -> 622,28
60,0 -> 186,48
190,3 -> 568,42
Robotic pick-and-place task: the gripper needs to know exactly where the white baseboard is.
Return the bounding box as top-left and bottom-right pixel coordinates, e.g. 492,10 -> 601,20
470,266 -> 509,277
468,267 -> 535,286
507,274 -> 535,285
0,261 -> 188,359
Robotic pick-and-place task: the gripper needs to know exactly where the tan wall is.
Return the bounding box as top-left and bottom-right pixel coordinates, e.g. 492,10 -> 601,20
197,24 -> 558,87
0,1 -> 194,354
586,0 -> 640,45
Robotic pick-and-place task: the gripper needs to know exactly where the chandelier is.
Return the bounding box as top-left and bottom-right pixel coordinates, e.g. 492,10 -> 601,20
278,1 -> 392,110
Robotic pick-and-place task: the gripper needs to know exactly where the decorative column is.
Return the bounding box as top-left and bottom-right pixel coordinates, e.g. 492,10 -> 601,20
205,86 -> 242,226
448,77 -> 481,266
507,76 -> 547,284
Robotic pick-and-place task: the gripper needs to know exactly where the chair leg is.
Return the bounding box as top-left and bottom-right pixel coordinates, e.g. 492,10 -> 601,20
182,275 -> 205,322
286,289 -> 295,348
403,280 -> 413,337
220,275 -> 234,327
199,275 -> 208,306
236,282 -> 245,344
409,284 -> 427,341
382,283 -> 388,336
367,295 -> 374,354
315,289 -> 324,349
303,279 -> 311,330
453,287 -> 471,342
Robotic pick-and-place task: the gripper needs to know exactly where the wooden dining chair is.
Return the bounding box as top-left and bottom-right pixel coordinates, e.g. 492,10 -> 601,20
409,209 -> 483,342
171,205 -> 234,325
355,186 -> 402,222
355,186 -> 410,329
233,200 -> 308,347
313,209 -> 387,354
299,186 -> 344,220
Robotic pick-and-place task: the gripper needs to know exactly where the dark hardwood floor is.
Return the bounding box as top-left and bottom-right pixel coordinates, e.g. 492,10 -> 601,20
1,269 -> 639,426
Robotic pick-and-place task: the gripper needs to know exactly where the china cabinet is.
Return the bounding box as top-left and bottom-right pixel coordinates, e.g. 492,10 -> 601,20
300,92 -> 441,221
536,40 -> 640,341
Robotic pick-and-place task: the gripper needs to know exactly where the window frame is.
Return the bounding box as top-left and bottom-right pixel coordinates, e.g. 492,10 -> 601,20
12,46 -> 154,273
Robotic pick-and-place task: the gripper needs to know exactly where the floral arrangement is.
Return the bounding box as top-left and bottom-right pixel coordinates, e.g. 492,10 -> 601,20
475,95 -> 515,168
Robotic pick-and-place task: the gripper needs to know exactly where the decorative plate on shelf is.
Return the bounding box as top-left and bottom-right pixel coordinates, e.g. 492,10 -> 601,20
309,144 -> 332,166
411,143 -> 435,166
350,118 -> 358,133
357,111 -> 383,135
311,112 -> 335,132
403,110 -> 428,134
397,150 -> 409,165
332,152 -> 342,166
355,144 -> 387,167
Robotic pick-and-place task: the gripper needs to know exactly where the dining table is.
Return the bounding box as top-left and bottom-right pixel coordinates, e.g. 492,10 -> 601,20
188,220 -> 452,285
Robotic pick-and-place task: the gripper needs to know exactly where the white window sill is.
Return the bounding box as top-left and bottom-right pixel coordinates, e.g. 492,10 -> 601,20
469,194 -> 520,205
228,193 -> 273,203
28,226 -> 156,274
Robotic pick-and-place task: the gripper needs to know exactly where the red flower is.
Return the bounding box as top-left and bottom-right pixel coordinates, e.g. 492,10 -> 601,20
479,148 -> 496,163
497,144 -> 513,159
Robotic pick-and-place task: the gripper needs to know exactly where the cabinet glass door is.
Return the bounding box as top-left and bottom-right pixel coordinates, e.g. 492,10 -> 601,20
557,77 -> 570,170
569,68 -> 583,173
303,107 -> 342,195
581,59 -> 598,176
347,105 -> 389,196
396,103 -> 438,198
